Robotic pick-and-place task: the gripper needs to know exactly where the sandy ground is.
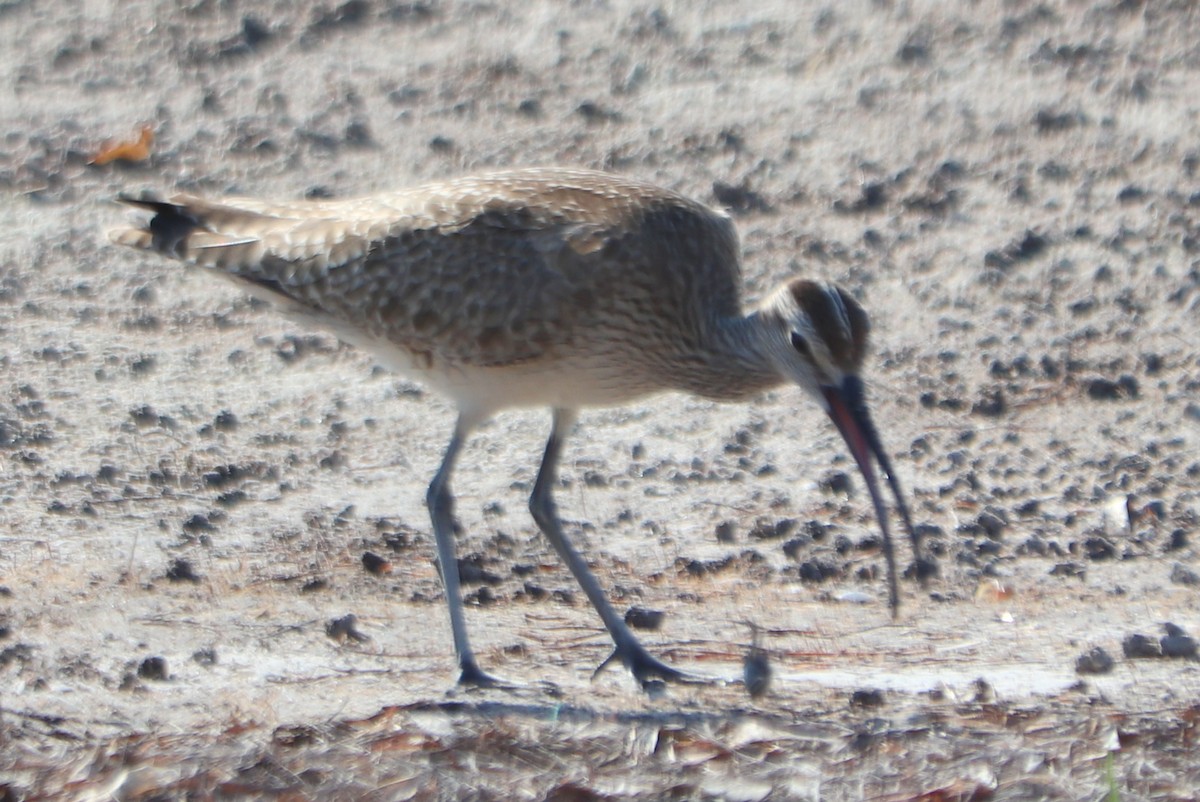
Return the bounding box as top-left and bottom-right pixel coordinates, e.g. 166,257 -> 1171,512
1,0 -> 1199,799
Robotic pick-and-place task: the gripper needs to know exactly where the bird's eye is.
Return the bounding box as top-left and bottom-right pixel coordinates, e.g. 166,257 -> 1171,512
790,332 -> 811,358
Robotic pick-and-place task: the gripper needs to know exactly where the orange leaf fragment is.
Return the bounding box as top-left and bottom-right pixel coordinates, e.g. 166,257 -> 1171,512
90,125 -> 154,165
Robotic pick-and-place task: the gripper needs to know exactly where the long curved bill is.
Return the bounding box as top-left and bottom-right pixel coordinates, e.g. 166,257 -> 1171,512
821,375 -> 928,616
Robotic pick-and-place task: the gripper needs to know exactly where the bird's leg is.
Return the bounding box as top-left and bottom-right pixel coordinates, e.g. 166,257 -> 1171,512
427,415 -> 503,687
530,409 -> 700,690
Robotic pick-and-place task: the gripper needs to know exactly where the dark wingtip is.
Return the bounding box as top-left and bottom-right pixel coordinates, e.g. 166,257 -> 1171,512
116,191 -> 174,212
116,193 -> 202,257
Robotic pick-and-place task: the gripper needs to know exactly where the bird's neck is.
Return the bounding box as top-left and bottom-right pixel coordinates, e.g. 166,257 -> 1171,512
668,310 -> 784,402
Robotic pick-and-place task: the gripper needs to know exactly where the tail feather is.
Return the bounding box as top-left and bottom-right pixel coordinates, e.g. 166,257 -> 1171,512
109,193 -> 273,270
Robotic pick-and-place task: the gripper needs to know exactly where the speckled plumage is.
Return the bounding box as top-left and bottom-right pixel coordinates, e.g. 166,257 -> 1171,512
112,167 -> 923,689
114,169 -> 789,416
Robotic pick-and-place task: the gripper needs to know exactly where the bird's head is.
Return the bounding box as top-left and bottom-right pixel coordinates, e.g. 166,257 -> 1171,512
759,279 -> 933,612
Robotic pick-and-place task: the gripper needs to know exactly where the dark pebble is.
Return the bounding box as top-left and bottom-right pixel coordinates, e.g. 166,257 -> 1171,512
849,688 -> 886,708
326,614 -> 369,642
182,513 -> 215,534
749,517 -> 797,540
1050,562 -> 1086,578
1084,536 -> 1116,561
1165,529 -> 1188,552
905,557 -> 939,582
137,656 -> 169,681
781,537 -> 809,560
797,559 -> 840,582
715,520 -> 736,543
520,581 -> 547,600
971,389 -> 1006,417
382,530 -> 416,552
1161,634 -> 1198,659
213,410 -> 238,431
818,471 -> 854,495
458,555 -> 502,585
1075,646 -> 1115,675
465,586 -> 497,606
624,606 -> 665,631
743,651 -> 772,699
362,551 -> 390,576
192,648 -> 218,667
1015,499 -> 1041,517
165,558 -> 201,583
1086,375 -> 1139,400
1170,563 -> 1200,586
1122,633 -> 1162,659
977,509 -> 1008,538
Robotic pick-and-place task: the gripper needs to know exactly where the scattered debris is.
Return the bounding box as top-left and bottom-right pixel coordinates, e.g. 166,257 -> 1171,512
89,124 -> 154,165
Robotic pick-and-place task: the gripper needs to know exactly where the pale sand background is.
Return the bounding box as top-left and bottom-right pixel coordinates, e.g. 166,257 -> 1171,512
1,1 -> 1198,798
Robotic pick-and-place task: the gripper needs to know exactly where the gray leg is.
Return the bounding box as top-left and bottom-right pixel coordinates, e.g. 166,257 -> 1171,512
530,409 -> 691,688
427,414 -> 496,686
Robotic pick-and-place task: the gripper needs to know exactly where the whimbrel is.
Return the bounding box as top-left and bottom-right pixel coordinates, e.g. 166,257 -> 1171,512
111,167 -> 928,689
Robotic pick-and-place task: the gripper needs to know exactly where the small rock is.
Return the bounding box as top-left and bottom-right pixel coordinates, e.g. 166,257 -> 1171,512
213,410 -> 239,431
1161,623 -> 1198,659
1050,562 -> 1086,578
1075,646 -> 1115,675
137,656 -> 169,681
797,559 -> 840,583
1086,376 -> 1139,401
781,537 -> 809,560
742,648 -> 771,700
182,514 -> 215,533
970,677 -> 997,704
849,688 -> 886,708
818,470 -> 854,496
1165,529 -> 1188,552
624,606 -> 665,631
1084,536 -> 1116,561
520,581 -> 547,600
749,517 -> 797,540
1122,633 -> 1162,659
742,622 -> 771,700
362,551 -> 391,576
1170,563 -> 1200,587
971,388 -> 1006,417
1161,635 -> 1197,658
977,509 -> 1008,538
326,614 -> 369,643
1014,499 -> 1041,518
715,520 -> 736,543
192,648 -> 218,667
165,558 -> 201,583
464,586 -> 497,606
458,555 -> 502,585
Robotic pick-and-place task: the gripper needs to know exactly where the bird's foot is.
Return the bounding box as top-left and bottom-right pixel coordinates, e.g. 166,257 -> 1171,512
593,642 -> 710,692
455,661 -> 561,697
457,661 -> 511,689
